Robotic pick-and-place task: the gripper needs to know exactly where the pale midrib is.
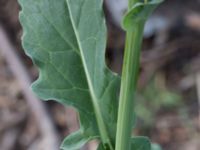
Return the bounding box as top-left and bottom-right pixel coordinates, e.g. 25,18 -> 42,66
65,0 -> 110,147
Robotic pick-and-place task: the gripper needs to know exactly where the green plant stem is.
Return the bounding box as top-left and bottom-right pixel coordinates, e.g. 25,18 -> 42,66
115,22 -> 145,150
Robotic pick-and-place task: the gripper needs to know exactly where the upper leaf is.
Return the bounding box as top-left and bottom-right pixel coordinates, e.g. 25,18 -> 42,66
122,0 -> 163,30
19,0 -> 120,149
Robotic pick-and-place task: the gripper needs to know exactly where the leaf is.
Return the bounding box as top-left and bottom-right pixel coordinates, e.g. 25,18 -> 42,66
122,0 -> 163,30
19,0 -> 120,149
61,130 -> 96,150
131,136 -> 151,150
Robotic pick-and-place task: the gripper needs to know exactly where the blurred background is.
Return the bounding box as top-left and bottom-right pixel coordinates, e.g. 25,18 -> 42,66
0,0 -> 200,150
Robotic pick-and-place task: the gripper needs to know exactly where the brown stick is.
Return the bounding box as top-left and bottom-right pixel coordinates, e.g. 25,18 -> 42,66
0,25 -> 60,150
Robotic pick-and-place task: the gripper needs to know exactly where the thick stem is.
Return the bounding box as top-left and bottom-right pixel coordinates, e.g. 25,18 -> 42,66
115,22 -> 145,150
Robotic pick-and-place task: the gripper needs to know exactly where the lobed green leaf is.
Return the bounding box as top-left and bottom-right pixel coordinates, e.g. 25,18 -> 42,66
19,0 -> 120,149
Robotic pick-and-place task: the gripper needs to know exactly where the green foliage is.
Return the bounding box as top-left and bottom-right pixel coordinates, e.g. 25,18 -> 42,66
123,0 -> 163,31
19,0 -> 120,149
18,0 -> 163,150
